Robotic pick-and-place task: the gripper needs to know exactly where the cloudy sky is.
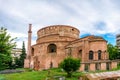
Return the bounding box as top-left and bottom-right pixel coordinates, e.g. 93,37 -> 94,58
0,0 -> 120,48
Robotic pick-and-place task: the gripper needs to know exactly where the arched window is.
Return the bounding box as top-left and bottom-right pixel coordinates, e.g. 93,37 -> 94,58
89,50 -> 94,60
32,48 -> 34,56
98,50 -> 102,60
78,50 -> 82,59
48,44 -> 57,53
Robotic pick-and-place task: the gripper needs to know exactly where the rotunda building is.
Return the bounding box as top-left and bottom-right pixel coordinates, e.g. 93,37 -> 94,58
24,24 -> 118,71
31,25 -> 80,70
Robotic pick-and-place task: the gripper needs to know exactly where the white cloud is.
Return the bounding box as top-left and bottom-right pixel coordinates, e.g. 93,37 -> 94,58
0,0 -> 120,47
8,31 -> 27,38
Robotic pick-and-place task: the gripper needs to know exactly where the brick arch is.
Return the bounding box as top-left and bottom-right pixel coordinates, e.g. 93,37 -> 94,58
47,44 -> 57,53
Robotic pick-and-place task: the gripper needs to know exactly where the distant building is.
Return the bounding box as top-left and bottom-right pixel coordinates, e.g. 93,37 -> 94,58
116,34 -> 120,48
11,48 -> 22,59
24,24 -> 119,71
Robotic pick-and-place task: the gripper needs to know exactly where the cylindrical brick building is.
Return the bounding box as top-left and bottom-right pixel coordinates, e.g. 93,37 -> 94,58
32,25 -> 80,70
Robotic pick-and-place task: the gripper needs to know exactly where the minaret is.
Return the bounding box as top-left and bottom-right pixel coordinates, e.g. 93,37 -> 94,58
27,24 -> 32,59
24,24 -> 32,68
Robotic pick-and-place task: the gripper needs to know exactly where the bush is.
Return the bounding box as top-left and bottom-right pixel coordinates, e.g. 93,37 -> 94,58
59,57 -> 81,77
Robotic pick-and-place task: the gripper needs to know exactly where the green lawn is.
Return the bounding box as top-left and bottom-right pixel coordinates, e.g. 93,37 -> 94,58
0,68 -> 83,80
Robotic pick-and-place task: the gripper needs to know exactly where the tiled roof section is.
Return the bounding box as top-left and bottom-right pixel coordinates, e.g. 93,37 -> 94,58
65,35 -> 107,47
81,35 -> 107,41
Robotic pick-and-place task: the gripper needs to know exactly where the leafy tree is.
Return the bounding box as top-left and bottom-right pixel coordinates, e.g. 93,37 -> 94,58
107,43 -> 120,60
0,27 -> 16,70
59,57 -> 80,77
15,41 -> 26,68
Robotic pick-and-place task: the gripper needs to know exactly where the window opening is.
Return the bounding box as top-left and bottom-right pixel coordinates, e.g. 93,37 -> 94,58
89,51 -> 94,60
98,50 -> 102,60
48,44 -> 57,53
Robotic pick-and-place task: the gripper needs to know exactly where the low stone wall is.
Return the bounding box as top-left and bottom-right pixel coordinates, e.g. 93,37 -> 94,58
0,69 -> 24,74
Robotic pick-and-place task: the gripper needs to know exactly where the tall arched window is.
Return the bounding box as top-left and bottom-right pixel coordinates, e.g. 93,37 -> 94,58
89,50 -> 94,60
48,44 -> 57,53
32,48 -> 34,56
98,50 -> 102,60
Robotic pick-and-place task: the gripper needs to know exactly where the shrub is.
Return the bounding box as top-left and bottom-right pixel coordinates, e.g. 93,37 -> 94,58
59,57 -> 81,77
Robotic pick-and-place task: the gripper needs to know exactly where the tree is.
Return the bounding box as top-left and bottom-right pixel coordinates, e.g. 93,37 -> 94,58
0,27 -> 16,70
20,41 -> 26,67
15,41 -> 26,68
107,43 -> 120,60
59,57 -> 80,77
14,57 -> 21,68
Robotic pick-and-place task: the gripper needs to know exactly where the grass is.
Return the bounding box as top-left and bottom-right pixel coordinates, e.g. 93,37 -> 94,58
1,67 -> 119,80
0,68 -> 83,80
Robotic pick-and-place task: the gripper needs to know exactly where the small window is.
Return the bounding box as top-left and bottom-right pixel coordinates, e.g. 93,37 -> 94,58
98,50 -> 102,60
89,50 -> 94,60
48,44 -> 57,53
50,62 -> 53,68
72,28 -> 74,31
104,50 -> 106,53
